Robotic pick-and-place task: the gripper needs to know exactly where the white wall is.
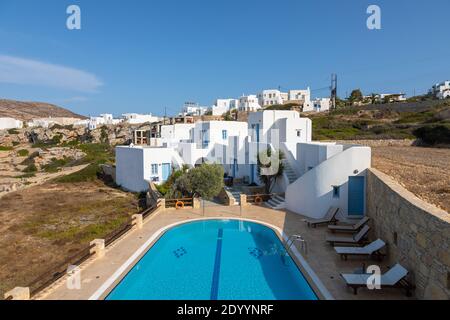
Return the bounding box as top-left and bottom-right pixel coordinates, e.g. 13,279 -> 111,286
161,123 -> 195,146
286,145 -> 371,219
116,146 -> 145,192
116,146 -> 179,191
296,142 -> 343,175
0,118 -> 23,130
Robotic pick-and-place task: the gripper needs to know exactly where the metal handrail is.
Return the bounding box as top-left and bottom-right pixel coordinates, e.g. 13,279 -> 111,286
287,234 -> 308,255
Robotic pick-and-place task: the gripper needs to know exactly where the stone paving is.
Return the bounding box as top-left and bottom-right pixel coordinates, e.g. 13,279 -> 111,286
37,205 -> 412,300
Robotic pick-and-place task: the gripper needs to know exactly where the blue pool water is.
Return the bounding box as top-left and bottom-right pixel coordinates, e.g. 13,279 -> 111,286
106,219 -> 317,300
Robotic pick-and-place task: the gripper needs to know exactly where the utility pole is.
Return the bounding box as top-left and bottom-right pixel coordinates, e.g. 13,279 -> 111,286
331,73 -> 337,110
164,107 -> 167,125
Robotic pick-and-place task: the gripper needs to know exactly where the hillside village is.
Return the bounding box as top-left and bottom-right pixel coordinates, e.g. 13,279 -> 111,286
0,80 -> 449,301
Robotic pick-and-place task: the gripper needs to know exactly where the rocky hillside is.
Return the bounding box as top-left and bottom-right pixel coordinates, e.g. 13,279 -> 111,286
0,99 -> 86,121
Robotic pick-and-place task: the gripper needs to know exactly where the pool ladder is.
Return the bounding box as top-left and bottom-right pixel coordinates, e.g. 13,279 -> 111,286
286,235 -> 308,255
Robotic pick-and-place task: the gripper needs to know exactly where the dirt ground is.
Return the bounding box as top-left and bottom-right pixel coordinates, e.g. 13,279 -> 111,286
0,180 -> 140,298
371,146 -> 450,213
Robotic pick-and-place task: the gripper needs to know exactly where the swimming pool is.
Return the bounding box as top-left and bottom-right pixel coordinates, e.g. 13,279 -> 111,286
106,219 -> 318,300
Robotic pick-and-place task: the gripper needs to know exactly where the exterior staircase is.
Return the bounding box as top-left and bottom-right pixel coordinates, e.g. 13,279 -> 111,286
225,187 -> 241,206
266,194 -> 286,210
283,160 -> 298,184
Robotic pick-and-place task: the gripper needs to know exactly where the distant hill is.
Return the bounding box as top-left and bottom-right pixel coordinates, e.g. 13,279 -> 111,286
0,99 -> 87,121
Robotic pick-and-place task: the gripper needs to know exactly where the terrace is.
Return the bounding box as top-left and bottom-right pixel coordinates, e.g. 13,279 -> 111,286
34,205 -> 410,300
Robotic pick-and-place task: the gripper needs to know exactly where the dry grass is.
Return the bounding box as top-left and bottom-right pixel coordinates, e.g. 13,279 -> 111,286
371,146 -> 450,213
0,180 -> 140,298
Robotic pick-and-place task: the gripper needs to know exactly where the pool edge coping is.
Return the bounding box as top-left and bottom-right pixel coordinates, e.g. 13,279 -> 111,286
88,217 -> 334,301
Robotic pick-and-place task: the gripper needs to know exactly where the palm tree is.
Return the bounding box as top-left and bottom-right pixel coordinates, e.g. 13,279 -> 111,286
257,148 -> 285,194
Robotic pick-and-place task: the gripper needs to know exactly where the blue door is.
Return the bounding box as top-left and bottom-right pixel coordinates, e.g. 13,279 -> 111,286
348,176 -> 365,216
255,124 -> 260,143
162,163 -> 171,182
250,164 -> 255,183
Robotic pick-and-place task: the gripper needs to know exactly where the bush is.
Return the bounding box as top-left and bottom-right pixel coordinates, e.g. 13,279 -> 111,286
17,149 -> 29,157
21,151 -> 40,166
15,173 -> 36,179
0,145 -> 14,151
55,164 -> 100,183
167,163 -> 224,199
23,163 -> 38,173
7,129 -> 19,135
41,157 -> 74,173
32,134 -> 63,148
413,125 -> 450,146
12,141 -> 20,146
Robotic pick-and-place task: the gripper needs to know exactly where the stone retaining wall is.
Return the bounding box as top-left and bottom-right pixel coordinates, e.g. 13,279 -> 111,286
366,168 -> 449,299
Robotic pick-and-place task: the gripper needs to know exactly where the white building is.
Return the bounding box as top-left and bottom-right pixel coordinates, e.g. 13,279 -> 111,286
288,88 -> 312,110
0,117 -> 23,130
122,113 -> 160,124
83,114 -> 123,130
286,142 -> 371,218
180,102 -> 208,116
115,110 -> 371,219
257,90 -> 286,106
430,81 -> 450,99
27,117 -> 81,128
210,99 -> 238,116
376,93 -> 407,103
312,98 -> 331,112
238,95 -> 261,112
257,88 -> 312,110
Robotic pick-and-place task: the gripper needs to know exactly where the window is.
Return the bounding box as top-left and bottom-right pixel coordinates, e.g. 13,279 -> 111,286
222,130 -> 228,140
151,164 -> 158,175
332,186 -> 340,198
296,129 -> 302,137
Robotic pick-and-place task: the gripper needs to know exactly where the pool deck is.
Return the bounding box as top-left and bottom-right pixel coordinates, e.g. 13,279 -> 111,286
36,205 -> 412,300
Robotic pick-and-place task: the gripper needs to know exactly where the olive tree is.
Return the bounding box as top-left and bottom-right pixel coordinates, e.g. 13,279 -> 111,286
257,148 -> 285,194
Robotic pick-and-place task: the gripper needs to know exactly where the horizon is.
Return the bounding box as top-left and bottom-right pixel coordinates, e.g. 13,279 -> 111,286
0,0 -> 449,117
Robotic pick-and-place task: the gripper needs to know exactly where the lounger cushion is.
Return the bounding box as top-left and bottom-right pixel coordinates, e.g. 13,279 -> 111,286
334,239 -> 385,255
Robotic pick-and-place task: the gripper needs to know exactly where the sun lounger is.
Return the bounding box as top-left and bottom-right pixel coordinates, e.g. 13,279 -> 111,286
328,216 -> 370,233
334,239 -> 386,260
326,225 -> 370,246
306,207 -> 339,228
341,263 -> 414,296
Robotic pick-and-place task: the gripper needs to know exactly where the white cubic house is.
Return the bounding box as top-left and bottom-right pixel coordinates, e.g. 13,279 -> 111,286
180,102 -> 208,116
122,113 -> 161,124
115,110 -> 371,219
429,81 -> 450,99
312,98 -> 331,112
210,99 -> 239,116
0,117 -> 23,130
257,88 -> 313,111
238,95 -> 261,112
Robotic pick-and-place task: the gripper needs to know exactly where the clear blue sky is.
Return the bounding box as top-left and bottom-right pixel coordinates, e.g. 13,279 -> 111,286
0,0 -> 449,117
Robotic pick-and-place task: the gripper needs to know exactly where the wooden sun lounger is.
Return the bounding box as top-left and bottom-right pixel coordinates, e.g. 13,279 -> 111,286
334,239 -> 386,260
326,225 -> 370,246
328,216 -> 370,233
306,207 -> 339,228
341,263 -> 414,296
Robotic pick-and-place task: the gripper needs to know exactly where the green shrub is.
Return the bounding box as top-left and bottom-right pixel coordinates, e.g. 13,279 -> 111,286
41,157 -> 74,173
23,163 -> 38,173
12,141 -> 20,146
17,149 -> 29,157
0,145 -> 14,151
14,173 -> 36,179
21,151 -> 40,165
55,164 -> 100,183
32,134 -> 63,148
413,125 -> 450,146
7,129 -> 19,134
